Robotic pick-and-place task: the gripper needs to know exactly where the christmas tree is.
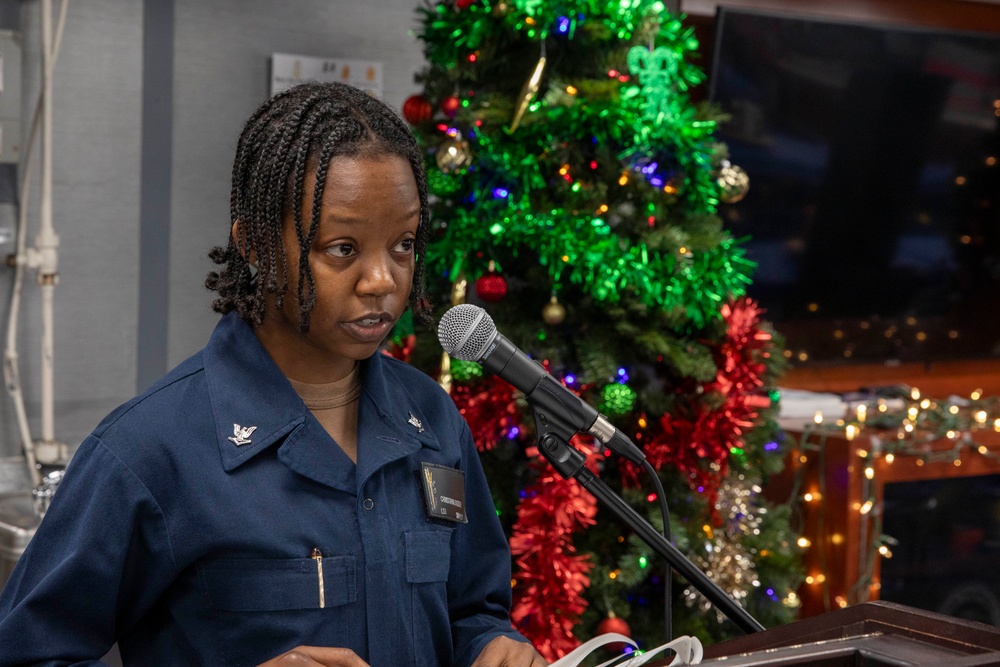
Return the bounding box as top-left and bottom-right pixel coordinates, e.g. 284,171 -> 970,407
396,0 -> 804,658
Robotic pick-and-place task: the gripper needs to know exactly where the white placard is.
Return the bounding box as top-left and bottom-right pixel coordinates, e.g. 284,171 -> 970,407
270,53 -> 383,98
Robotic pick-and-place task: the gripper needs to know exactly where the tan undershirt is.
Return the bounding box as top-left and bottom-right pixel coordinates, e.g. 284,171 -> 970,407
288,366 -> 362,462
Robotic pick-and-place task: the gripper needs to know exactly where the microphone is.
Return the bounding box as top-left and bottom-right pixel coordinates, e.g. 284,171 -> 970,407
437,304 -> 645,464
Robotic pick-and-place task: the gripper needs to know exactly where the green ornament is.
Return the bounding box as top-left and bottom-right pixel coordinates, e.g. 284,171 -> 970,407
450,358 -> 485,383
600,383 -> 637,417
627,45 -> 679,123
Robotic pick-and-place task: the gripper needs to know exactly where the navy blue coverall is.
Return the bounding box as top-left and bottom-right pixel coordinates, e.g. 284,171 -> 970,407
0,312 -> 527,666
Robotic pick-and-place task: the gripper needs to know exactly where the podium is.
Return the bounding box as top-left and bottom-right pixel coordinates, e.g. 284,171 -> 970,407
692,601 -> 1000,665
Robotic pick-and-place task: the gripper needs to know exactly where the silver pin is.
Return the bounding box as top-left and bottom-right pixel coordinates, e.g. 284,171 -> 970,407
228,423 -> 257,446
407,412 -> 424,433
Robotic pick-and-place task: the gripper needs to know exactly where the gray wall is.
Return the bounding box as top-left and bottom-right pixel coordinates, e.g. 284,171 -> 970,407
0,0 -> 424,458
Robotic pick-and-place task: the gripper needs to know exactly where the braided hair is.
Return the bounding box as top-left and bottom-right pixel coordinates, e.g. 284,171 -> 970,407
206,82 -> 432,331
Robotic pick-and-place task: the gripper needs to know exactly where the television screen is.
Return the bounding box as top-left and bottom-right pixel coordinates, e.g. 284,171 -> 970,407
709,8 -> 1000,365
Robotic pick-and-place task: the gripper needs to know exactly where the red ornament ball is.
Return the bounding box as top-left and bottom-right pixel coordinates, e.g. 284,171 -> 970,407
456,0 -> 476,8
597,614 -> 631,651
402,95 -> 433,125
440,95 -> 461,119
475,272 -> 507,302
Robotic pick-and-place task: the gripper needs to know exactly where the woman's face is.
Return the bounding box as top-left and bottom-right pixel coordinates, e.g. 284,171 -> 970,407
254,153 -> 420,383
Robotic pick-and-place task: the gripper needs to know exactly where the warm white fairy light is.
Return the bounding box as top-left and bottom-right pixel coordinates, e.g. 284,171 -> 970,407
796,384 -> 1000,615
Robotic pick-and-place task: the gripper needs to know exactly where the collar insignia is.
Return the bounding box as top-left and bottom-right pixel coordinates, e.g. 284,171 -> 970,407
228,423 -> 257,446
407,412 -> 424,433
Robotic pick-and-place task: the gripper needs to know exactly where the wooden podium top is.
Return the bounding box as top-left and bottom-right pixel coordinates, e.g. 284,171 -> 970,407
691,601 -> 1000,666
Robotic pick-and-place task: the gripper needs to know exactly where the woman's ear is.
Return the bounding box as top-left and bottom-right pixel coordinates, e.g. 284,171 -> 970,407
230,220 -> 258,268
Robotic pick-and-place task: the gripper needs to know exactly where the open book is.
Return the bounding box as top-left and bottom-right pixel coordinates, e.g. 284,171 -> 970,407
548,633 -> 703,667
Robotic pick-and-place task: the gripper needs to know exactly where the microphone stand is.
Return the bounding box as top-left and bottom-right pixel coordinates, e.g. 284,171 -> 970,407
531,406 -> 766,635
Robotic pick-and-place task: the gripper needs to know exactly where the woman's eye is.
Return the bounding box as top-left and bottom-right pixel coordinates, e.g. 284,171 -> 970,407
393,238 -> 415,254
326,243 -> 356,258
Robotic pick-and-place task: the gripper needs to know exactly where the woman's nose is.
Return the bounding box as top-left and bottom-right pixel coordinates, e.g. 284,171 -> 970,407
357,253 -> 396,297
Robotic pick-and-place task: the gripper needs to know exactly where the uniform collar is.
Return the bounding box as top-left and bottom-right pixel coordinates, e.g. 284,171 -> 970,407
203,313 -> 442,483
203,313 -> 308,473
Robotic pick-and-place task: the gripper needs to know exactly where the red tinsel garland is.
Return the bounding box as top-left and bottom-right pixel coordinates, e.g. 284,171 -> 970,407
509,436 -> 600,661
451,376 -> 522,452
634,298 -> 773,519
451,374 -> 600,659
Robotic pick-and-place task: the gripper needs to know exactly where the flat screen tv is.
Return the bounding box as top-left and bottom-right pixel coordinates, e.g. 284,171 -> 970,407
709,8 -> 1000,366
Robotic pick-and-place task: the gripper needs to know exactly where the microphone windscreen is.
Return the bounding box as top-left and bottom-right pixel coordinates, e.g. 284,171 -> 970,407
437,304 -> 497,361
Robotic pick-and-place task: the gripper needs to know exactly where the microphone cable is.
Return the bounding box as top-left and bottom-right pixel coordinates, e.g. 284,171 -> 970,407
640,457 -> 674,646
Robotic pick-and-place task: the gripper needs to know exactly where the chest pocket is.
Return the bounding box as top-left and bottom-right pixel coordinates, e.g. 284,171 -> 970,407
405,530 -> 453,667
405,530 -> 452,583
198,556 -> 357,611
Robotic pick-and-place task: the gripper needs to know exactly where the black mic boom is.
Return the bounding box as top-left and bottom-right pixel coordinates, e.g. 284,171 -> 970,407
437,304 -> 645,464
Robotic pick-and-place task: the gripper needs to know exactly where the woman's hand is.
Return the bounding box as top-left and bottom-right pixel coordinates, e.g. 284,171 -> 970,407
256,646 -> 370,667
471,636 -> 549,667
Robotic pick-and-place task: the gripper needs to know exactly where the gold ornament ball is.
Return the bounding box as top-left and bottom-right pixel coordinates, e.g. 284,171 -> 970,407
542,297 -> 566,325
717,162 -> 750,204
436,137 -> 473,174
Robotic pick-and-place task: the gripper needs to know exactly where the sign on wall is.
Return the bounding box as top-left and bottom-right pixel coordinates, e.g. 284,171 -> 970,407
270,53 -> 383,98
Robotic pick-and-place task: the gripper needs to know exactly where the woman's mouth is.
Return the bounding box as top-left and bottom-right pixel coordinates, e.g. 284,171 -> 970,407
342,314 -> 394,343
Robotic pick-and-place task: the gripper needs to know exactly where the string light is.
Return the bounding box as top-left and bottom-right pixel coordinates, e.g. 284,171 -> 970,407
793,384 -> 999,613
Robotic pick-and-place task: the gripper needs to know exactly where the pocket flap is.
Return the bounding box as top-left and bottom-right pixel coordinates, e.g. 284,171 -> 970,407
199,556 -> 356,611
405,531 -> 451,583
